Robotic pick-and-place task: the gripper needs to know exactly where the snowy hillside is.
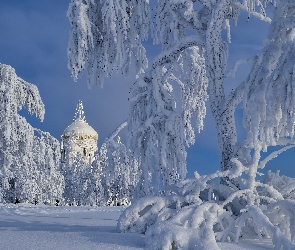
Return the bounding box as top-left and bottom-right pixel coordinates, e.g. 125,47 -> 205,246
0,204 -> 274,250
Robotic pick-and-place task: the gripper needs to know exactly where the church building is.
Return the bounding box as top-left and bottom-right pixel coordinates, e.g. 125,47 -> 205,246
61,100 -> 98,164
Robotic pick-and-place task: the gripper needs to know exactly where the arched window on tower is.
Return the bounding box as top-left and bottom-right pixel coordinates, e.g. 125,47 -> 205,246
61,149 -> 65,162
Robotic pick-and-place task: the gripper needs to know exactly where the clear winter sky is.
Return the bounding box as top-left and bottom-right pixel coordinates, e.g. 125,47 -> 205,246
1,1 -> 295,178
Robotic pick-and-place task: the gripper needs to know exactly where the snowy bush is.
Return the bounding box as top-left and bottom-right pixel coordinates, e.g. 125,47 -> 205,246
118,155 -> 295,249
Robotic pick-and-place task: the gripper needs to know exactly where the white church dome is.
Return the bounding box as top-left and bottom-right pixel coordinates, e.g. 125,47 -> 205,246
62,101 -> 98,140
63,119 -> 98,139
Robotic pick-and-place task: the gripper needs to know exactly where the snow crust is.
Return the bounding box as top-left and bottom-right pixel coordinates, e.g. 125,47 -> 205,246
0,204 -> 144,250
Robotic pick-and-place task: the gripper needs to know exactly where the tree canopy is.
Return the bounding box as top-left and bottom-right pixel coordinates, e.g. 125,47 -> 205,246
67,0 -> 295,192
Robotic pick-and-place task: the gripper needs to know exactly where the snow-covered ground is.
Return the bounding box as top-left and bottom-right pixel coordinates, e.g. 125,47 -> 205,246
0,204 -> 274,250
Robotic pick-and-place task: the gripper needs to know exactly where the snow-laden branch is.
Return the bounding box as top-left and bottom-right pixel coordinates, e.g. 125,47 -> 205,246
240,206 -> 295,249
243,0 -> 295,149
227,56 -> 256,78
67,0 -> 151,86
233,1 -> 272,23
152,35 -> 205,69
108,121 -> 128,141
259,145 -> 295,169
0,64 -> 45,121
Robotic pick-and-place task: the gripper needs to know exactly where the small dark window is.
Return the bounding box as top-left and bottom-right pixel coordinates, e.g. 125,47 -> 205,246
61,149 -> 65,162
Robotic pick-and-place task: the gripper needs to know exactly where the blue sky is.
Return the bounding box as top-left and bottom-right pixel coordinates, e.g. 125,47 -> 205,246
1,1 -> 295,178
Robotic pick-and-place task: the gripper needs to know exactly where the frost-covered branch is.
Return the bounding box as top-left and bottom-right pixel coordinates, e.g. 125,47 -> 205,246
233,1 -> 272,23
259,145 -> 295,170
239,206 -> 295,249
152,35 -> 205,69
67,0 -> 151,86
243,0 -> 295,149
108,121 -> 127,141
227,57 -> 256,78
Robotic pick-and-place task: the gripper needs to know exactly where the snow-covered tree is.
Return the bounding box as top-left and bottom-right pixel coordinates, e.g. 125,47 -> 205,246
0,63 -> 64,204
67,0 -> 295,248
62,137 -> 109,206
31,129 -> 65,204
90,143 -> 109,206
62,153 -> 86,205
104,122 -> 140,205
62,122 -> 139,207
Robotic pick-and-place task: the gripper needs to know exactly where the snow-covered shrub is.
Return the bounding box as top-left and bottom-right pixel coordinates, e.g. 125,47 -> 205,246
118,155 -> 295,249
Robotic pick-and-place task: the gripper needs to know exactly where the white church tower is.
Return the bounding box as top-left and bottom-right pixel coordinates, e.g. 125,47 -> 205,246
61,101 -> 98,164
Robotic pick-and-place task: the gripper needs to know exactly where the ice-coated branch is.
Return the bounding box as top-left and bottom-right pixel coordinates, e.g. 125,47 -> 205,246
67,0 -> 151,86
0,64 -> 45,121
257,182 -> 284,200
259,145 -> 295,170
233,1 -> 272,23
227,57 -> 256,78
243,0 -> 295,149
108,121 -> 127,141
196,157 -> 246,185
240,206 -> 295,249
152,35 -> 206,69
